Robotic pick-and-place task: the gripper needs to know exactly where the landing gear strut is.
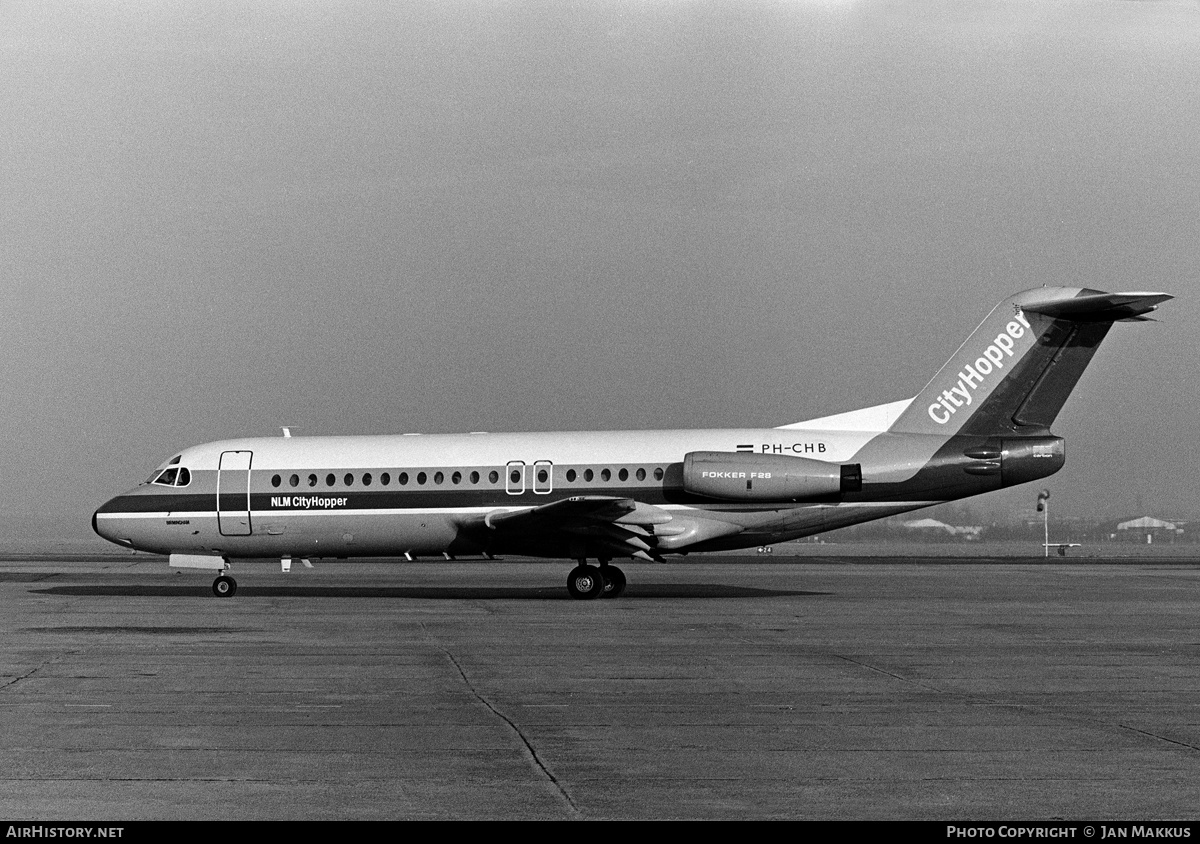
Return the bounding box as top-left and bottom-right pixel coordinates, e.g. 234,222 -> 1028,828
212,575 -> 237,597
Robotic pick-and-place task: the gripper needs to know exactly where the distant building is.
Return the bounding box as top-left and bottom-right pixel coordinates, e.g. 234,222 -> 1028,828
1113,516 -> 1184,544
902,518 -> 983,540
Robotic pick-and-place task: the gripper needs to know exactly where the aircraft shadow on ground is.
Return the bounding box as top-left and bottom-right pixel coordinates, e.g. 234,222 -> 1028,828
29,583 -> 828,600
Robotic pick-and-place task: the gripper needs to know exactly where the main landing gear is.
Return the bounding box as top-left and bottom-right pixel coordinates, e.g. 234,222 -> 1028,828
566,560 -> 626,600
212,575 -> 237,597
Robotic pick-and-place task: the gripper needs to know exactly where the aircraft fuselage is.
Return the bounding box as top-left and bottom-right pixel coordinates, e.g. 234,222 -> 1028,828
93,426 -> 1061,560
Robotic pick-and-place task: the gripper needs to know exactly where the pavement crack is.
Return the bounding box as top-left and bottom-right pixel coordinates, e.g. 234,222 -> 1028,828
836,654 -> 946,693
1118,723 -> 1200,753
421,624 -> 581,818
0,657 -> 57,693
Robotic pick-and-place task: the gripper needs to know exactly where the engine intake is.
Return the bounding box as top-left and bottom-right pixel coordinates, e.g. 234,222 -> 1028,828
683,451 -> 861,501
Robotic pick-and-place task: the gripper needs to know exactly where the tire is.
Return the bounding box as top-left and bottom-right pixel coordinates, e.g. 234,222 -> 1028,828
600,565 -> 626,599
566,565 -> 605,600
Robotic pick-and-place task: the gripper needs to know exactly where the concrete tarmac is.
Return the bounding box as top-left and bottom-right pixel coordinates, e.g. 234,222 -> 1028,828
2,554 -> 1199,820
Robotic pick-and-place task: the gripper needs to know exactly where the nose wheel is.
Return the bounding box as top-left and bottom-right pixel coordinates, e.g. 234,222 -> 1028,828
212,575 -> 237,597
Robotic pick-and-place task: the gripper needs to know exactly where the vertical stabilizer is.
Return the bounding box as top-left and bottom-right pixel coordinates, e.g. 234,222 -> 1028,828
888,287 -> 1171,438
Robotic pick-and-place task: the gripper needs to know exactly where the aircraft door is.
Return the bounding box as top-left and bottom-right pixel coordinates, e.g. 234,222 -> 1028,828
533,460 -> 553,494
505,461 -> 525,495
217,450 -> 253,536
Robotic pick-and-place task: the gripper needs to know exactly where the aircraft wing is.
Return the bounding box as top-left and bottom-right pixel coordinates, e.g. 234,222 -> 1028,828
482,495 -> 673,530
471,496 -> 740,561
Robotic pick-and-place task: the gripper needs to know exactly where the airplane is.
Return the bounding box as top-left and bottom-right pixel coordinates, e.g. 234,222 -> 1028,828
93,286 -> 1171,599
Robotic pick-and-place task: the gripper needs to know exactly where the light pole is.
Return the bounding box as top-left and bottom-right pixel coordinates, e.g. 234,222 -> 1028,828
1036,489 -> 1050,557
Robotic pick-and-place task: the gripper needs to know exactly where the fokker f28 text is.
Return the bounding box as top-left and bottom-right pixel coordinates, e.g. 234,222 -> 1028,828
93,287 -> 1171,598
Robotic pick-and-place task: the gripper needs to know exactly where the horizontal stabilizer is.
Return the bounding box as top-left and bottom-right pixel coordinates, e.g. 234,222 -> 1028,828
1020,290 -> 1172,322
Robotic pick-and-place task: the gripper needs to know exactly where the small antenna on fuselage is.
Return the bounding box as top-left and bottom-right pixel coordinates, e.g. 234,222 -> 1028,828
281,427 -> 293,438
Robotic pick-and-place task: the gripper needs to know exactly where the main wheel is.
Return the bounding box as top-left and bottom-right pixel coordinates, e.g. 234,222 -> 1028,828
212,575 -> 237,597
600,565 -> 626,599
566,565 -> 605,600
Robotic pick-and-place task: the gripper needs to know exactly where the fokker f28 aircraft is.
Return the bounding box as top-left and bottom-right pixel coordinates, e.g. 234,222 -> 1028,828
94,287 -> 1170,599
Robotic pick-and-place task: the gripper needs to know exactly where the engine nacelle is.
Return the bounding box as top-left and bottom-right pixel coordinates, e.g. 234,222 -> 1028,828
683,451 -> 861,501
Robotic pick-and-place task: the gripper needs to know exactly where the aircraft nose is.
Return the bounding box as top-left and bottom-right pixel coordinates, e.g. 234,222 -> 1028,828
92,496 -> 123,545
92,502 -> 109,540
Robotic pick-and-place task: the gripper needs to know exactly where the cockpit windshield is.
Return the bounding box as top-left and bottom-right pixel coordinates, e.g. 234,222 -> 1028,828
146,457 -> 191,487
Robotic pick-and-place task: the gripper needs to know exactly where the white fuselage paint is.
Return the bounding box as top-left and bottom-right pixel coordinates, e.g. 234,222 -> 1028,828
93,425 -> 939,560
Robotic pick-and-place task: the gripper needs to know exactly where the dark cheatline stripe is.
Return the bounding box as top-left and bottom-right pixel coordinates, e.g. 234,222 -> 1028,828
99,486 -> 707,514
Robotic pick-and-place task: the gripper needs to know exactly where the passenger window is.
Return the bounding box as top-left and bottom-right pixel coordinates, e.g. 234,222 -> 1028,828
600,468 -> 611,481
308,474 -> 317,487
399,472 -> 409,485
344,473 -> 354,486
381,473 -> 391,486
566,469 -> 576,482
618,468 -> 628,482
452,471 -> 461,485
326,473 -> 336,487
363,473 -> 372,486
584,469 -> 594,482
636,468 -> 645,481
434,471 -> 444,484
289,474 -> 299,488
417,472 -> 427,485
654,467 -> 664,481
271,475 -> 282,488
537,469 -> 548,483
470,471 -> 479,484
489,470 -> 499,484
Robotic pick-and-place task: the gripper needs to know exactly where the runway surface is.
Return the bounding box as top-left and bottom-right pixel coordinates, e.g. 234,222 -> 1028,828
3,553 -> 1200,820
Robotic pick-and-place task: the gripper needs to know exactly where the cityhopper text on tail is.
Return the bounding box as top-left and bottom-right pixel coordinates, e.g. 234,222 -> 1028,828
94,287 -> 1171,599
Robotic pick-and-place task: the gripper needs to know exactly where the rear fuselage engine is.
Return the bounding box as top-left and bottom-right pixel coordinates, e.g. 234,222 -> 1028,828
682,451 -> 862,502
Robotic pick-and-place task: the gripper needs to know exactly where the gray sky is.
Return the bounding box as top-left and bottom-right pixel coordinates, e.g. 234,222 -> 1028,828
3,0 -> 1199,546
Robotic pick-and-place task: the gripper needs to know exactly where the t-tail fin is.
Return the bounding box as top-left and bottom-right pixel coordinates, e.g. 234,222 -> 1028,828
888,287 -> 1171,437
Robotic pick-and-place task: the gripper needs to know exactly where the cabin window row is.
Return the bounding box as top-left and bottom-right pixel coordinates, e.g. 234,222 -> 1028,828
270,470 -> 489,488
268,466 -> 667,489
564,467 -> 664,483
